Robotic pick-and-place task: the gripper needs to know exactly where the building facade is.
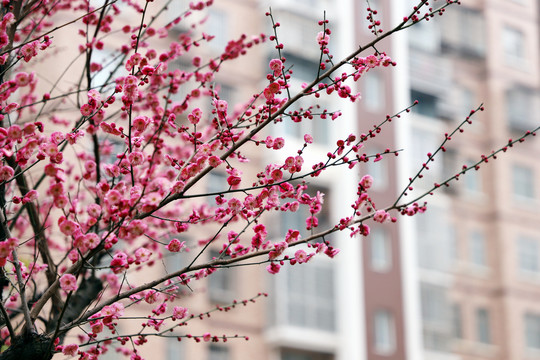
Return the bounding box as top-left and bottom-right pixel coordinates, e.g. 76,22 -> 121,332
111,0 -> 540,359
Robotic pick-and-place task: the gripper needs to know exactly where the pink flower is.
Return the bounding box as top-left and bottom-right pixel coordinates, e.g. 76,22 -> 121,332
128,151 -> 145,166
166,238 -> 185,252
365,55 -> 379,68
325,247 -> 340,258
228,198 -> 242,213
304,134 -> 313,144
62,344 -> 79,356
294,249 -> 309,264
208,156 -> 222,168
203,333 -> 212,342
360,174 -> 374,189
60,274 -> 78,292
215,99 -> 228,112
133,116 -> 149,132
80,103 -> 94,116
135,248 -> 152,263
373,209 -> 389,223
227,175 -> 241,187
59,219 -> 79,236
91,321 -> 103,334
172,306 -> 188,320
266,262 -> 281,274
82,233 -> 100,250
14,72 -> 31,86
273,137 -> 285,150
87,204 -> 101,218
269,58 -> 283,73
105,189 -> 122,205
0,166 -> 14,181
316,31 -> 329,46
145,290 -> 160,304
7,124 -> 22,140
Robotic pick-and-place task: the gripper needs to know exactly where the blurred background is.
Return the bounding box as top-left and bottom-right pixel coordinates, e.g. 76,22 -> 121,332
117,0 -> 540,359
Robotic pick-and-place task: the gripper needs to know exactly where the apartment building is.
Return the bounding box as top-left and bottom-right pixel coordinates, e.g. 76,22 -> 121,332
355,1 -> 540,360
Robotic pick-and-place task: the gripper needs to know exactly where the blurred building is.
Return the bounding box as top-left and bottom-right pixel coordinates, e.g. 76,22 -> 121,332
135,0 -> 540,359
356,1 -> 540,360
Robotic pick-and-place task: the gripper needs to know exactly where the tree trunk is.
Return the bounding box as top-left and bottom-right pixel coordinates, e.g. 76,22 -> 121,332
0,332 -> 53,360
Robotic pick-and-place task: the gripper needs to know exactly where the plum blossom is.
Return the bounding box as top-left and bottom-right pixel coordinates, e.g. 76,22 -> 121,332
360,174 -> 374,189
135,247 -> 152,263
172,306 -> 188,320
294,249 -> 309,264
269,58 -> 283,75
373,209 -> 389,223
62,344 -> 79,356
59,274 -> 78,292
59,219 -> 80,236
266,262 -> 281,274
166,238 -> 186,253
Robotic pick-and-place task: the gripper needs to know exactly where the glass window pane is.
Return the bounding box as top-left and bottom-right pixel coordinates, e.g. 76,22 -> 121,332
502,26 -> 525,61
513,164 -> 535,199
370,227 -> 392,272
518,237 -> 539,272
374,309 -> 396,354
476,308 -> 491,344
208,250 -> 234,303
525,313 -> 540,349
452,304 -> 462,339
284,260 -> 335,331
208,344 -> 229,360
470,230 -> 487,267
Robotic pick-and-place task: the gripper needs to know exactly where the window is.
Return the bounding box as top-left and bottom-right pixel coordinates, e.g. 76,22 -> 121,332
518,236 -> 539,273
206,9 -> 228,52
421,283 -> 451,351
469,230 -> 487,267
373,309 -> 396,354
364,72 -> 385,112
207,250 -> 235,303
369,227 -> 392,272
408,9 -> 441,53
459,87 -> 476,119
275,52 -> 331,145
502,26 -> 525,64
452,304 -> 463,339
506,87 -> 538,131
285,260 -> 335,331
277,185 -> 331,241
463,159 -> 482,194
512,164 -> 535,200
525,313 -> 540,349
476,308 -> 491,344
208,344 -> 229,360
281,348 -> 334,360
167,338 -> 185,360
416,208 -> 453,271
410,128 -> 444,187
206,171 -> 229,205
411,90 -> 438,118
442,7 -> 485,57
459,9 -> 485,57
